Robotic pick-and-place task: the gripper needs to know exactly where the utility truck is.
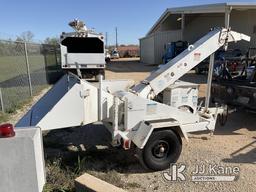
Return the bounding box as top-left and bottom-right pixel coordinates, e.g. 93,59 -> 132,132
0,28 -> 250,192
60,19 -> 105,79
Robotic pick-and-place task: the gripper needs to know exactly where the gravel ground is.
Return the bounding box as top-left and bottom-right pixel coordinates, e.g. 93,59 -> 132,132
12,58 -> 256,192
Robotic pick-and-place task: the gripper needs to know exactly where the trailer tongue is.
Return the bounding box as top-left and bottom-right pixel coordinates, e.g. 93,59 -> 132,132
2,28 -> 250,192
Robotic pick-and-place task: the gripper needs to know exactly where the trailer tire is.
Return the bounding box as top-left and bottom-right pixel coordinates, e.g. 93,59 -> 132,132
140,129 -> 182,171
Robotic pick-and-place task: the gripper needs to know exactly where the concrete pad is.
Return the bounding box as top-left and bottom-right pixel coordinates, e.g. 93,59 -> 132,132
75,173 -> 126,192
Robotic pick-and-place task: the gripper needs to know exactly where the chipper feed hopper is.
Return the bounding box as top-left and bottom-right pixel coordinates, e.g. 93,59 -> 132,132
2,27 -> 249,192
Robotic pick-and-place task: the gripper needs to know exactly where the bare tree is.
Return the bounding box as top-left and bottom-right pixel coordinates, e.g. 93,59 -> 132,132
44,37 -> 59,45
17,31 -> 34,42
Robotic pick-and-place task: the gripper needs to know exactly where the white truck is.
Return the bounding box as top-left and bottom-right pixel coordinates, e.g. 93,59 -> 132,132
0,28 -> 250,192
60,19 -> 105,79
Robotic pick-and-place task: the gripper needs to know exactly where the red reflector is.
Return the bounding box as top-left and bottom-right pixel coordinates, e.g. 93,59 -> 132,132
123,139 -> 131,150
0,123 -> 15,138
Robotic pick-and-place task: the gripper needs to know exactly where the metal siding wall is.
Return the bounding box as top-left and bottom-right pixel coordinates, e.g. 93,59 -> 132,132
154,30 -> 182,64
183,14 -> 224,44
183,11 -> 256,53
140,35 -> 155,64
142,10 -> 256,65
229,10 -> 256,53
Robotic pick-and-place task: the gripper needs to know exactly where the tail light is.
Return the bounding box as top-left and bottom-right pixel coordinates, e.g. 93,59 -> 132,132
0,123 -> 15,138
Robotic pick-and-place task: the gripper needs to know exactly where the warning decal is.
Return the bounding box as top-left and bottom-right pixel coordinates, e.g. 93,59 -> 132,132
194,53 -> 201,61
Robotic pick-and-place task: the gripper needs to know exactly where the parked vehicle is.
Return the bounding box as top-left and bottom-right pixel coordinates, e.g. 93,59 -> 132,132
60,19 -> 105,79
195,49 -> 242,74
16,28 -> 249,171
0,28 -> 250,192
162,41 -> 188,64
105,49 -> 111,63
212,63 -> 256,111
111,48 -> 120,59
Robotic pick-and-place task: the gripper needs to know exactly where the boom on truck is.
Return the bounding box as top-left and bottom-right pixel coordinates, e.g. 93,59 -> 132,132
60,19 -> 106,79
1,27 -> 250,192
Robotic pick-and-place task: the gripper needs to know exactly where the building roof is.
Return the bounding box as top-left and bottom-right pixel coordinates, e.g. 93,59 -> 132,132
147,2 -> 256,36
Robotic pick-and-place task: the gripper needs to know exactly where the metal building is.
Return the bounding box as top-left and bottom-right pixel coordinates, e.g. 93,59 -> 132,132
140,2 -> 256,64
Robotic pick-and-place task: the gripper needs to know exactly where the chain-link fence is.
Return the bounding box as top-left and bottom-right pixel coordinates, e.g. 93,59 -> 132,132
0,39 -> 63,113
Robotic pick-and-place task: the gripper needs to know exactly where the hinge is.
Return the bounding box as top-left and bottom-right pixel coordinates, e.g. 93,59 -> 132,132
80,89 -> 90,98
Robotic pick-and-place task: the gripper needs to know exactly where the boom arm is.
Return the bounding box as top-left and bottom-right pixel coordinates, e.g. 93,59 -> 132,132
132,28 -> 250,98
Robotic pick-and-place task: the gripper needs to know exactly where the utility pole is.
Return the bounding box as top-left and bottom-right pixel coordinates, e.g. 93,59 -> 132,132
105,32 -> 108,49
115,27 -> 118,49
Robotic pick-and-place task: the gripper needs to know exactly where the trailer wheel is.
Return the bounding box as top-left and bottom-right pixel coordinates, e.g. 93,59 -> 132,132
139,129 -> 182,171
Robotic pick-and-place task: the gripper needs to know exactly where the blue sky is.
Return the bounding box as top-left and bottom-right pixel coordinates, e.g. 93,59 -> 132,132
0,0 -> 255,44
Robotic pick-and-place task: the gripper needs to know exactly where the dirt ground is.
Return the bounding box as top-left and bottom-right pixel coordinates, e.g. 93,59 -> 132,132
12,58 -> 256,192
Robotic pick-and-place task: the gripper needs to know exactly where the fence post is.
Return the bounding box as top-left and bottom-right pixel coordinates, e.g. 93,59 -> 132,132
24,42 -> 33,96
0,88 -> 4,113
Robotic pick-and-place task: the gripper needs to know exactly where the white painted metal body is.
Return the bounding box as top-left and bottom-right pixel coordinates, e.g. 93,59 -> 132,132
60,28 -> 105,70
163,81 -> 199,113
62,52 -> 105,67
0,25 -> 250,192
16,28 -> 250,151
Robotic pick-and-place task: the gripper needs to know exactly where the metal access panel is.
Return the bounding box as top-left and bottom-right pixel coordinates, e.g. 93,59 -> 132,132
0,127 -> 45,192
163,81 -> 199,113
65,53 -> 105,66
118,91 -> 200,132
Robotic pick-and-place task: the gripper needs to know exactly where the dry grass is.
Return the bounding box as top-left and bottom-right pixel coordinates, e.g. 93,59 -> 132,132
43,159 -> 77,192
0,112 -> 9,123
43,154 -> 142,192
42,130 -> 143,192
